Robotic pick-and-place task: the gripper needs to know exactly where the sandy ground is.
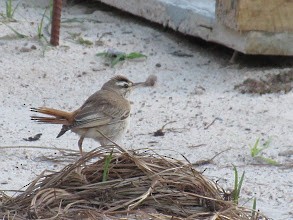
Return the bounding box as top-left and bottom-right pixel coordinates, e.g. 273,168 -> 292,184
0,1 -> 292,219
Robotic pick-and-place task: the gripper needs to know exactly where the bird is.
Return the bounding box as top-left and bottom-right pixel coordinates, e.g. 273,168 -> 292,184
31,75 -> 157,154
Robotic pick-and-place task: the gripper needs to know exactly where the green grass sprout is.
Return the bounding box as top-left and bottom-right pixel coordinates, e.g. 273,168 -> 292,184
66,32 -> 93,46
1,22 -> 27,38
102,150 -> 113,182
232,165 -> 245,204
37,9 -> 47,40
252,197 -> 257,219
49,0 -> 53,21
77,37 -> 93,46
96,49 -> 147,67
5,0 -> 20,19
250,138 -> 279,165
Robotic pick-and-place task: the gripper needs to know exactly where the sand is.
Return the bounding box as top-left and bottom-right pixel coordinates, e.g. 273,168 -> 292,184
0,1 -> 292,219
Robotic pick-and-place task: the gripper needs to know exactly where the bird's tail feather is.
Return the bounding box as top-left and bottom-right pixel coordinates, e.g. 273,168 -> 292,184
30,107 -> 72,125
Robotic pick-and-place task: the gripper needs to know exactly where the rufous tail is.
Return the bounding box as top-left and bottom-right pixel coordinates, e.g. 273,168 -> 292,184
31,107 -> 75,138
30,107 -> 73,125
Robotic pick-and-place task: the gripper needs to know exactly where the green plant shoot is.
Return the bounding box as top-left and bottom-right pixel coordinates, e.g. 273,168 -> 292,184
250,138 -> 279,165
102,150 -> 113,182
97,50 -> 147,67
232,165 -> 245,204
5,0 -> 20,19
37,8 -> 47,39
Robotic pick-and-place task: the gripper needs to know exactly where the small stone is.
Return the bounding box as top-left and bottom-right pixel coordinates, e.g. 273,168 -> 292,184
278,149 -> 293,157
192,86 -> 206,95
20,47 -> 31,53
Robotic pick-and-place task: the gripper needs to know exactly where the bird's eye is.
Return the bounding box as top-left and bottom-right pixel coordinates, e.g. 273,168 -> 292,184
123,83 -> 129,88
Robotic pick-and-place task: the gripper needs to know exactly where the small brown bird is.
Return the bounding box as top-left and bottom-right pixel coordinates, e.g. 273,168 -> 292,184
31,75 -> 157,154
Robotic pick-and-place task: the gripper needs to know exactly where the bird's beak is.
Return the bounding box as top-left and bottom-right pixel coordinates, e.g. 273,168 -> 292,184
132,81 -> 145,88
132,75 -> 157,89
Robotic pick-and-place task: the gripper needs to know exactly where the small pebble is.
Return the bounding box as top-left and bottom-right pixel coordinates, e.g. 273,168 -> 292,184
20,47 -> 31,53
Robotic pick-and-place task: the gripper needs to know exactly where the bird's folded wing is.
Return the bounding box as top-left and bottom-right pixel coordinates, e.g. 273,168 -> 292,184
72,94 -> 129,129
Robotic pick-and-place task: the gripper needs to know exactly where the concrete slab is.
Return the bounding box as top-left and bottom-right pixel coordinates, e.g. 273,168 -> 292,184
97,0 -> 293,56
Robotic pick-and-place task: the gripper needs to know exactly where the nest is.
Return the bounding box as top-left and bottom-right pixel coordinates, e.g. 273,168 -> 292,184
0,147 -> 267,219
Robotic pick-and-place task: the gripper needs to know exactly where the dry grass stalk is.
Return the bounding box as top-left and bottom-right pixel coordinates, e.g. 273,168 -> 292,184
0,148 -> 268,219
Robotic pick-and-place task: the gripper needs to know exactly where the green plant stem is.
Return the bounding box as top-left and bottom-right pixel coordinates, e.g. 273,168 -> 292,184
233,165 -> 245,204
102,150 -> 113,182
5,0 -> 20,19
252,197 -> 257,219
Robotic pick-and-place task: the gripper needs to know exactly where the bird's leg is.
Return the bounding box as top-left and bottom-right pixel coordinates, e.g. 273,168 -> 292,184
78,136 -> 85,155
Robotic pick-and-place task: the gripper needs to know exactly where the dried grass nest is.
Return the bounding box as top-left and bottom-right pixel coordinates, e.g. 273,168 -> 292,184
0,146 -> 267,220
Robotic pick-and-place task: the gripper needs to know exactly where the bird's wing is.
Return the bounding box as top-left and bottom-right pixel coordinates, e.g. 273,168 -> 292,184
71,91 -> 130,129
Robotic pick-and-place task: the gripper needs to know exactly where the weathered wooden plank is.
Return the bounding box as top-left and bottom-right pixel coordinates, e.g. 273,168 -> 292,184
216,0 -> 293,32
98,0 -> 216,41
97,0 -> 293,56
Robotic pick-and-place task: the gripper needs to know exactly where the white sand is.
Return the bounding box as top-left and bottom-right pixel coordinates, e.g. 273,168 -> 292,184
0,1 -> 292,219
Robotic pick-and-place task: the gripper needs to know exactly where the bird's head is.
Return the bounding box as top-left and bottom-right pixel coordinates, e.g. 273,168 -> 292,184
102,75 -> 157,98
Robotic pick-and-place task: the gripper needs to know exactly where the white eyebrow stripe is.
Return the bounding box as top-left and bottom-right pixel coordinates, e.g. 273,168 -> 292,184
116,81 -> 131,86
